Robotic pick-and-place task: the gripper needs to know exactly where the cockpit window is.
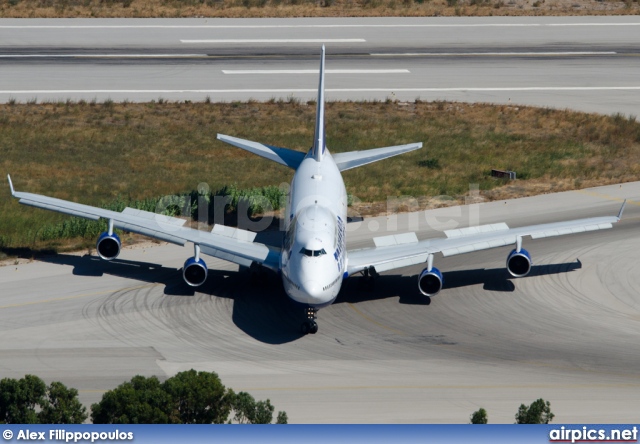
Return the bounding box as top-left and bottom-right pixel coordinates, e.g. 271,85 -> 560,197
300,248 -> 326,257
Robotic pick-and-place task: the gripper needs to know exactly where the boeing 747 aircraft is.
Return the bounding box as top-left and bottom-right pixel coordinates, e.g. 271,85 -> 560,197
8,47 -> 625,334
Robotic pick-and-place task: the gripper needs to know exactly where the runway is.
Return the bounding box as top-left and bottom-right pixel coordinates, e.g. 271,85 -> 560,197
1,17 -> 640,115
1,183 -> 640,423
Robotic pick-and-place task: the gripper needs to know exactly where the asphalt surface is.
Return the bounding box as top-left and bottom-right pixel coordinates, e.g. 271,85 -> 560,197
1,183 -> 639,423
1,17 -> 640,115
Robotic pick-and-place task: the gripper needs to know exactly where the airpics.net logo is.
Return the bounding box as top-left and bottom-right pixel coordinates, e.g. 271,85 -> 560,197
549,426 -> 638,443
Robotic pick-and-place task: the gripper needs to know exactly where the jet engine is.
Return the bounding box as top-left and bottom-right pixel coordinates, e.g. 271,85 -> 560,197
96,232 -> 121,261
418,267 -> 443,297
183,256 -> 208,287
506,248 -> 532,277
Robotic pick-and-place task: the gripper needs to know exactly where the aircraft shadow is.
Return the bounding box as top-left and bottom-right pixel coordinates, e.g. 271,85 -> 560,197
36,254 -> 581,344
443,260 -> 582,293
37,253 -> 304,344
40,253 -> 196,296
337,259 -> 582,305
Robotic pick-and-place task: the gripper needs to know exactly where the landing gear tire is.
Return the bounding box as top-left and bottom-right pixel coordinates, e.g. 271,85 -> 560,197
301,307 -> 319,335
301,320 -> 318,335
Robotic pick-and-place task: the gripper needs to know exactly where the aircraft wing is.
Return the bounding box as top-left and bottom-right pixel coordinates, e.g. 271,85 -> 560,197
8,176 -> 280,271
332,143 -> 423,172
346,202 -> 625,275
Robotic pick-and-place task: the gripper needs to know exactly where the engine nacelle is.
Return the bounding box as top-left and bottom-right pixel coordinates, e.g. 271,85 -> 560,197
183,257 -> 208,287
418,267 -> 443,297
96,232 -> 121,261
506,248 -> 532,277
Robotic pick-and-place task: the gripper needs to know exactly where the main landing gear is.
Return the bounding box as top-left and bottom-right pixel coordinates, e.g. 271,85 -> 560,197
359,266 -> 379,291
301,307 -> 318,335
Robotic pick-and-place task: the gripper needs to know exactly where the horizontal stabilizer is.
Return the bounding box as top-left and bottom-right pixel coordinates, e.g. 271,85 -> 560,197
217,134 -> 306,170
332,142 -> 423,171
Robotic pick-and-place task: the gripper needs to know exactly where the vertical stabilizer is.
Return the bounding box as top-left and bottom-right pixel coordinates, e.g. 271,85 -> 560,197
312,46 -> 326,162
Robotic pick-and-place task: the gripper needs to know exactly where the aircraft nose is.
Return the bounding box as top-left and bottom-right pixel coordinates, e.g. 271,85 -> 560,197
301,280 -> 324,302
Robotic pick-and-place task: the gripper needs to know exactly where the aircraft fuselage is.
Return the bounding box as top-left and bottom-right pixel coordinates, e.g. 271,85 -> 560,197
280,150 -> 348,308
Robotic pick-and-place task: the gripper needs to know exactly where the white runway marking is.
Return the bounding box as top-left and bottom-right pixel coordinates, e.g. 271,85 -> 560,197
221,69 -> 410,74
0,52 -> 618,59
180,39 -> 366,43
2,86 -> 640,94
372,51 -> 618,57
1,23 -> 639,28
0,54 -> 207,58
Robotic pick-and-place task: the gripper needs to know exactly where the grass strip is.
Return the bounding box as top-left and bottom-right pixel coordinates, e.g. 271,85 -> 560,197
1,0 -> 639,18
1,99 -> 639,255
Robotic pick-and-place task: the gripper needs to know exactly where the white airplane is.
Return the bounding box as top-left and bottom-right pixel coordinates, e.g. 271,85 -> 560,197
8,47 -> 626,335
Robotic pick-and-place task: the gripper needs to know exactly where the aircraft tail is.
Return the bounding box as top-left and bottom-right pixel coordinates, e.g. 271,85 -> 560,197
311,46 -> 326,162
217,46 -> 424,171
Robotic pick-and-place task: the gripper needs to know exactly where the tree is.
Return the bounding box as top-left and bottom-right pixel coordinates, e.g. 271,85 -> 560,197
0,376 -> 85,425
231,391 -> 264,424
91,375 -> 174,424
38,381 -> 88,424
90,370 -> 288,424
0,375 -> 46,424
276,411 -> 288,424
515,398 -> 555,424
229,391 -> 287,424
470,407 -> 488,424
162,369 -> 232,424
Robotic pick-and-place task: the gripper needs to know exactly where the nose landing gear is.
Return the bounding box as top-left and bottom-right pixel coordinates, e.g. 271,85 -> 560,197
301,307 -> 318,335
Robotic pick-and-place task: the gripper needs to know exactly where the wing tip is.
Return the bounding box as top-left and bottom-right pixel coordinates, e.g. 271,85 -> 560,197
617,199 -> 627,220
7,174 -> 15,197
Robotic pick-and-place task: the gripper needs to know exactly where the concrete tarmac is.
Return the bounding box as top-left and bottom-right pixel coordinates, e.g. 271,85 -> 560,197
1,182 -> 639,423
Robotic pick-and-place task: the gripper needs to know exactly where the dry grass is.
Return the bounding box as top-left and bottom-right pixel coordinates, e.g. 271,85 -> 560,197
0,0 -> 639,18
1,99 -> 640,253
